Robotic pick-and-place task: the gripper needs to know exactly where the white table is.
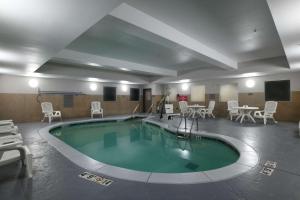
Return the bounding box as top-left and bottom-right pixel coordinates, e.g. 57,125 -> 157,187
188,105 -> 206,118
234,106 -> 259,123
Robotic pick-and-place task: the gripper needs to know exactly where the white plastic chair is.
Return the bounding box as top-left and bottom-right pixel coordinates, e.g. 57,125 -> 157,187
202,101 -> 216,118
41,102 -> 62,123
227,100 -> 240,121
254,101 -> 278,125
91,101 -> 103,118
0,137 -> 32,178
178,101 -> 191,117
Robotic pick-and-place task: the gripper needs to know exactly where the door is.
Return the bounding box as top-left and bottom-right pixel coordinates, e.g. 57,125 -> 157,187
143,89 -> 152,112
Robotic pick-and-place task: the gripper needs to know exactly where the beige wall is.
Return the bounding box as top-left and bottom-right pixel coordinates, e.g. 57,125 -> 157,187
0,93 -> 142,122
0,92 -> 299,123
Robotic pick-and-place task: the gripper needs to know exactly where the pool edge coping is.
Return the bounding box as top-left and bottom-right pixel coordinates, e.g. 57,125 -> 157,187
38,115 -> 260,184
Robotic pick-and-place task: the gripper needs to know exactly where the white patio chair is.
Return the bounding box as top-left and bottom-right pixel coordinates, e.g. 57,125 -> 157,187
227,100 -> 240,121
178,101 -> 191,117
0,120 -> 18,134
201,101 -> 216,118
91,101 -> 103,118
41,102 -> 62,123
0,136 -> 32,178
254,101 -> 278,125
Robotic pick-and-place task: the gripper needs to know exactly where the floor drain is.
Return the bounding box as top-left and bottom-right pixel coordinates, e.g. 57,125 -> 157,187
260,167 -> 274,176
79,172 -> 113,186
264,160 -> 277,168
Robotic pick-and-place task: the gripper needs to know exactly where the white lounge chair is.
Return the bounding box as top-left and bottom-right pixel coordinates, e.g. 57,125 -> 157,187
0,120 -> 18,134
0,137 -> 32,178
227,100 -> 240,121
0,120 -> 22,141
91,101 -> 103,118
0,119 -> 13,125
201,101 -> 216,118
254,101 -> 278,125
41,102 -> 62,123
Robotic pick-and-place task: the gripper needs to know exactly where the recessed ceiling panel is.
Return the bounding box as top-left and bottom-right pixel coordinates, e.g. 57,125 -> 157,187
66,15 -> 215,70
127,0 -> 285,62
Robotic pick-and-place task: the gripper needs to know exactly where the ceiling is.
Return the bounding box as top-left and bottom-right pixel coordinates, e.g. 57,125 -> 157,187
64,16 -> 218,72
0,0 -> 298,84
0,0 -> 124,74
126,0 -> 284,62
267,0 -> 300,70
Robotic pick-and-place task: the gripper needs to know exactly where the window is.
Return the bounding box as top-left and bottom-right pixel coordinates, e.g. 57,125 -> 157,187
219,84 -> 238,102
191,85 -> 205,102
104,86 -> 116,101
265,80 -> 290,101
130,88 -> 140,101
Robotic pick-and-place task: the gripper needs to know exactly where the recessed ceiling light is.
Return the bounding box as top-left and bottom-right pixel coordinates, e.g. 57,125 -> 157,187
87,62 -> 101,67
120,67 -> 130,71
88,77 -> 100,82
179,79 -> 190,83
120,80 -> 129,84
240,72 -> 260,78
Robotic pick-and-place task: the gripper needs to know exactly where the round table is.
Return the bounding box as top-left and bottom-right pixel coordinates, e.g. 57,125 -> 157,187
234,106 -> 259,123
187,105 -> 206,118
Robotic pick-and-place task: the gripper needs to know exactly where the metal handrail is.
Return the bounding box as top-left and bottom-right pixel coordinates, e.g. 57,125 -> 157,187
176,113 -> 200,139
146,103 -> 154,113
132,104 -> 140,114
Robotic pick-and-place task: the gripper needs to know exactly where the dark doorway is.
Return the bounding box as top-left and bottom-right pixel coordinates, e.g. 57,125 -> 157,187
143,88 -> 152,112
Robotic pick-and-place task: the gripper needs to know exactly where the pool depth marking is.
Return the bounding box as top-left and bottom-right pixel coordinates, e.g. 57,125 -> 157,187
79,172 -> 113,186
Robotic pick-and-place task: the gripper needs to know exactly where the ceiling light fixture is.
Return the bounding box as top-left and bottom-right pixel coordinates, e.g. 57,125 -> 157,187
120,67 -> 130,71
246,79 -> 255,88
28,79 -> 39,88
89,83 -> 98,91
121,84 -> 128,92
181,83 -> 189,91
87,62 -> 101,67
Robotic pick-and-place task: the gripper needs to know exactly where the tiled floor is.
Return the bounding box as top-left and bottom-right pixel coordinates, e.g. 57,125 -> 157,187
1,116 -> 300,200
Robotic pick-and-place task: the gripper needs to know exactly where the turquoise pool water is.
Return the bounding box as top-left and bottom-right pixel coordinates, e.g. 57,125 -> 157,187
50,119 -> 239,173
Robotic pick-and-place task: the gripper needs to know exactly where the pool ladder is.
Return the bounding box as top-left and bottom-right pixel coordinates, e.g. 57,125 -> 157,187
176,115 -> 200,139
